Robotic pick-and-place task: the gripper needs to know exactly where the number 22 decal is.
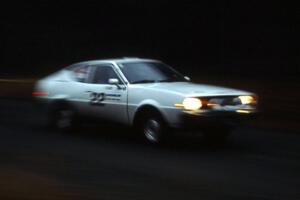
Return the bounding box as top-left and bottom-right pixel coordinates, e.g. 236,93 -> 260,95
89,92 -> 105,105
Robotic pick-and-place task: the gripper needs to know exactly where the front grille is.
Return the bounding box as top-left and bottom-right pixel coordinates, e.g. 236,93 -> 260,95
200,96 -> 242,109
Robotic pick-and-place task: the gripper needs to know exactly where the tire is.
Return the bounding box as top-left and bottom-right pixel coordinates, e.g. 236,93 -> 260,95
139,112 -> 167,144
48,104 -> 77,132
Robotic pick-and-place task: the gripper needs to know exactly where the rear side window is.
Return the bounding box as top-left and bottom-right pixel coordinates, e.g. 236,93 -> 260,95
91,65 -> 120,84
72,65 -> 90,82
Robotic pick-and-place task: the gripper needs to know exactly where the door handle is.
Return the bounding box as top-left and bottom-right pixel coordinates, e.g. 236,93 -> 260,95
105,86 -> 113,90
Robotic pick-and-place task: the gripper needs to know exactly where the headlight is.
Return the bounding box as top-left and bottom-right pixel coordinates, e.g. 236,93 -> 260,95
182,98 -> 203,110
238,95 -> 257,105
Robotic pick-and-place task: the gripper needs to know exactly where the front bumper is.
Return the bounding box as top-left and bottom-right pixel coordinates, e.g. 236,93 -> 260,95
178,109 -> 258,128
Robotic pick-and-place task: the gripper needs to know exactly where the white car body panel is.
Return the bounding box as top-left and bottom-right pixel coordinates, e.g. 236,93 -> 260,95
35,58 -> 257,129
127,84 -> 185,126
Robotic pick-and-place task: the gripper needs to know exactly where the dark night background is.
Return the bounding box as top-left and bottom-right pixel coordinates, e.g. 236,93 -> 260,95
1,1 -> 299,80
2,2 -> 300,199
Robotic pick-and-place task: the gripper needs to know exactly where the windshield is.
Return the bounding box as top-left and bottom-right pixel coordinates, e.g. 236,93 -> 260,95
118,61 -> 187,84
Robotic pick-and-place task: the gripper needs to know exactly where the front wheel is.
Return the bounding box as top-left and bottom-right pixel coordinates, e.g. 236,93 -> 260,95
139,113 -> 167,144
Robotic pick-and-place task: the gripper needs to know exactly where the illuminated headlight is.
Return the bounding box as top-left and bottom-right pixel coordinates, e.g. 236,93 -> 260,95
182,98 -> 203,110
238,95 -> 257,105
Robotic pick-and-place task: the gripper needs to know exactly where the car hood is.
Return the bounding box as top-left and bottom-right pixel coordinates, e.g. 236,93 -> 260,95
142,82 -> 252,97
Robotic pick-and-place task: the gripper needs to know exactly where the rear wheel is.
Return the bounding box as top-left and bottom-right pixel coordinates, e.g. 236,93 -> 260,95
48,104 -> 77,132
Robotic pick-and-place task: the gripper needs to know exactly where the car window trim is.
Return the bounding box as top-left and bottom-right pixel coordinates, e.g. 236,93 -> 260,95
88,64 -> 127,86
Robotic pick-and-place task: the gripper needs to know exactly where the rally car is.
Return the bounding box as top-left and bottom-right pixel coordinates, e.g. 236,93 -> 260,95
34,58 -> 258,144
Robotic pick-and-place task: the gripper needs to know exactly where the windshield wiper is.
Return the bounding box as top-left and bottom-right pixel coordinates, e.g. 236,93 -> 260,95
131,80 -> 157,84
158,78 -> 185,83
158,78 -> 174,83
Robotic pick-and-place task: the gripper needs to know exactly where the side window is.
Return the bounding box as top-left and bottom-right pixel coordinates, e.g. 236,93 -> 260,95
72,65 -> 90,83
91,65 -> 120,84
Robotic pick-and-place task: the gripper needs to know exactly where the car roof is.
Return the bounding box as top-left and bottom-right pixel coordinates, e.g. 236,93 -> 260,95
70,57 -> 160,67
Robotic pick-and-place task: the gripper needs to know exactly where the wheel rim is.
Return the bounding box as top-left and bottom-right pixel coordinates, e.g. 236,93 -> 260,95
144,119 -> 161,143
56,109 -> 73,129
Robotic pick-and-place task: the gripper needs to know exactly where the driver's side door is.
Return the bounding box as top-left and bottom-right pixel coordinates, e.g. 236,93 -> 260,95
85,64 -> 128,124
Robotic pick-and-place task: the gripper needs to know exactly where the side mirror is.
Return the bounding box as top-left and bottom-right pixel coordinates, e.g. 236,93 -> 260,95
184,76 -> 191,81
108,78 -> 124,89
108,78 -> 119,85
